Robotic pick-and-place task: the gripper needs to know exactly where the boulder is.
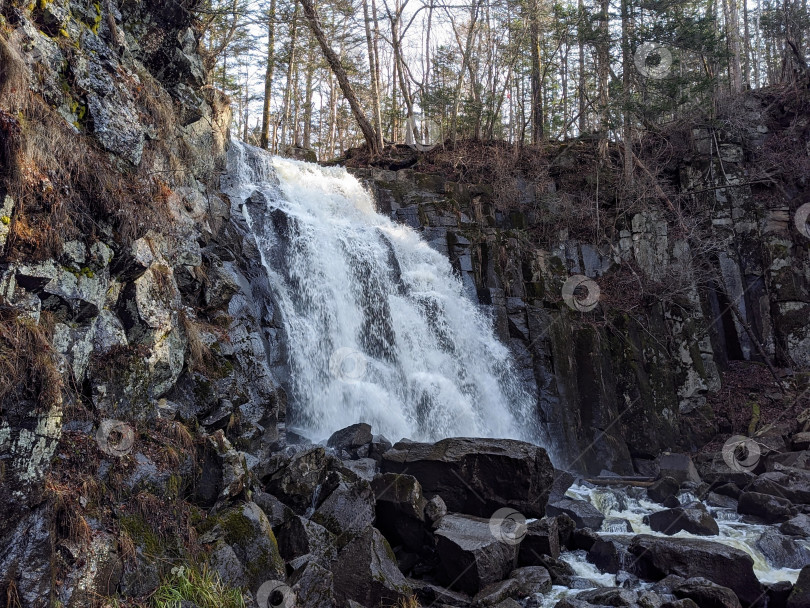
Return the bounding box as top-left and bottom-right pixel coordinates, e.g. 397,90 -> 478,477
755,529 -> 810,569
588,537 -> 637,575
576,588 -> 639,606
787,565 -> 810,608
646,503 -> 719,536
749,470 -> 810,505
327,423 -> 373,458
199,502 -> 285,590
737,491 -> 795,523
339,458 -> 378,482
767,581 -> 793,608
473,579 -> 521,606
546,498 -> 605,530
673,578 -> 742,608
531,554 -> 576,586
265,447 -> 335,514
781,513 -> 810,537
381,437 -> 554,518
276,516 -> 337,567
792,433 -> 810,451
312,474 -> 375,545
518,517 -> 560,564
628,535 -> 762,606
289,561 -> 336,608
433,513 -> 518,594
408,579 -> 471,606
647,477 -> 681,504
424,495 -> 448,523
509,566 -> 552,596
658,453 -> 702,485
372,473 -> 428,551
332,527 -> 412,606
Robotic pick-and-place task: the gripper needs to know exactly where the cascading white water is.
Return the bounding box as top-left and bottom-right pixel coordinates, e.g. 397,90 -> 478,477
223,141 -> 540,444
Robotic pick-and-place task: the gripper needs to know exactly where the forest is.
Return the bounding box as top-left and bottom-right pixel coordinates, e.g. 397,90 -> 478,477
198,0 -> 809,160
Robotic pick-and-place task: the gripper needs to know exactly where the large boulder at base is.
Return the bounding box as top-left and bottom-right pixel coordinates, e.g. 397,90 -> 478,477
433,513 -> 518,594
738,491 -> 795,523
546,498 -> 605,530
628,535 -> 762,606
646,503 -> 719,536
787,565 -> 810,608
767,581 -> 794,608
381,438 -> 554,518
327,423 -> 373,458
332,527 -> 412,606
673,577 -> 742,608
575,588 -> 640,606
588,537 -> 638,575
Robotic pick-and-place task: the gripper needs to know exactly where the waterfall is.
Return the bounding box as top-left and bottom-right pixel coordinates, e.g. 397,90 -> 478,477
222,141 -> 541,445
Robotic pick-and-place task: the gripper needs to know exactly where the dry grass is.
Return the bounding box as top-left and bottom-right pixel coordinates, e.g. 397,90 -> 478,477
0,308 -> 62,410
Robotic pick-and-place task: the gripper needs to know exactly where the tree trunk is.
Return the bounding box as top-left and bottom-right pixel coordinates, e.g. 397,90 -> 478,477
260,0 -> 277,150
529,0 -> 543,143
363,0 -> 384,149
280,2 -> 299,150
299,0 -> 381,154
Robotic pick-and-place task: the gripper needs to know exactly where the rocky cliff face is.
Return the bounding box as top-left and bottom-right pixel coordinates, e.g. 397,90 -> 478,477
349,97 -> 810,475
0,0 -> 290,604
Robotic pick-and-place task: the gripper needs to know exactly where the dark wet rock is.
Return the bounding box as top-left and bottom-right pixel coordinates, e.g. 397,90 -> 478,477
332,526 -> 411,606
755,529 -> 810,569
737,491 -> 795,523
662,495 -> 682,509
714,483 -> 742,500
409,579 -> 472,606
290,561 -> 336,608
576,587 -> 639,606
673,578 -> 742,608
749,470 -> 810,505
570,527 -> 600,551
276,516 -> 338,567
424,495 -> 448,523
368,434 -> 393,462
628,535 -> 762,606
372,473 -> 428,552
661,600 -> 700,608
657,454 -> 702,485
327,423 -> 373,458
265,447 -> 335,514
588,537 -> 637,575
787,565 -> 810,608
646,503 -> 719,536
793,433 -> 810,451
382,437 -> 554,518
556,512 -> 577,548
509,566 -> 552,595
550,470 -> 576,502
473,578 -> 521,606
706,492 -> 738,510
312,474 -> 375,544
531,554 -> 576,586
602,517 -> 635,533
648,477 -> 681,504
616,570 -> 640,589
781,513 -> 810,537
766,581 -> 793,608
253,490 -> 293,528
518,517 -> 560,563
433,513 -> 518,594
546,498 -> 605,530
339,458 -> 378,482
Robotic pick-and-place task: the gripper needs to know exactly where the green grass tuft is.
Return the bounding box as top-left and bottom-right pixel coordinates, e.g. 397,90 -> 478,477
151,564 -> 246,608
